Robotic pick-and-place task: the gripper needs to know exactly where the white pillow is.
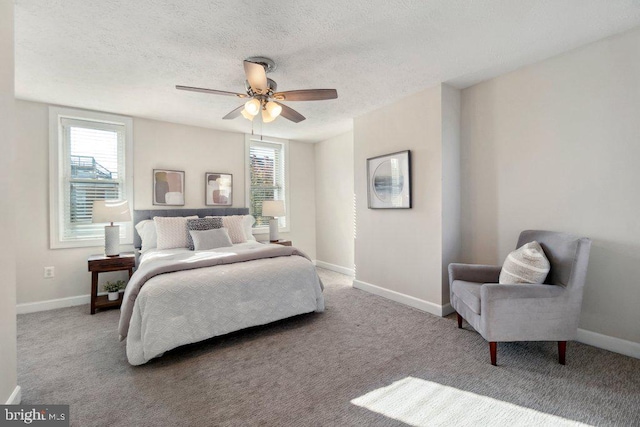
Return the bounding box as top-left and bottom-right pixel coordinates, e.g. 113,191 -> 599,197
135,220 -> 157,253
190,228 -> 233,251
186,217 -> 223,250
205,215 -> 256,242
154,216 -> 198,250
499,241 -> 550,284
222,216 -> 247,244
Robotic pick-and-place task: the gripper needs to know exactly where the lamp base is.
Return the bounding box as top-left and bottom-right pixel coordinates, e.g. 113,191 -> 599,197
269,218 -> 279,242
105,225 -> 120,257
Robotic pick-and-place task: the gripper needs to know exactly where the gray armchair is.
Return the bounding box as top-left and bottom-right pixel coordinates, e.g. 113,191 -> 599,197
449,230 -> 591,365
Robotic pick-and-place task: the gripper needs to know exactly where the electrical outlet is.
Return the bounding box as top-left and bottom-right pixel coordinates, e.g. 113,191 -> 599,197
44,266 -> 55,279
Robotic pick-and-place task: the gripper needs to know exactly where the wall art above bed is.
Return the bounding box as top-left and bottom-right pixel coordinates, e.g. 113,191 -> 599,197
367,150 -> 412,209
205,172 -> 232,206
153,169 -> 185,206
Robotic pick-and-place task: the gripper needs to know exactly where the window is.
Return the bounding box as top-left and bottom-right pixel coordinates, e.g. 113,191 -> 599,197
245,135 -> 290,231
49,107 -> 133,248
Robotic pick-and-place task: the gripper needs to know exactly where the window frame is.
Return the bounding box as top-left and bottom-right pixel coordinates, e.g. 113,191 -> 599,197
49,107 -> 134,249
244,134 -> 290,234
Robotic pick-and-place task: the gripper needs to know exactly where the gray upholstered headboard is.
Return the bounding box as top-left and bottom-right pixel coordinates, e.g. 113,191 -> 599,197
133,208 -> 250,249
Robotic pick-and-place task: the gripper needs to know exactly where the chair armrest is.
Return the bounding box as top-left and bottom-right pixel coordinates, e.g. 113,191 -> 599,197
479,283 -> 572,342
481,283 -> 565,301
448,263 -> 502,284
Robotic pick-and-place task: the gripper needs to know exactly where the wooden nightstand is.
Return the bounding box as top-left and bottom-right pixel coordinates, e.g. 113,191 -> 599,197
261,240 -> 292,247
87,252 -> 135,314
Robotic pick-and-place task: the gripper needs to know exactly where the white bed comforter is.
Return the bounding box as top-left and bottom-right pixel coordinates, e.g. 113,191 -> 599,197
124,244 -> 324,365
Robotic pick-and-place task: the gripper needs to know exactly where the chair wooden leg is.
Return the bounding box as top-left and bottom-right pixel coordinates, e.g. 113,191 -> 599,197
489,342 -> 497,366
457,313 -> 463,329
558,341 -> 566,365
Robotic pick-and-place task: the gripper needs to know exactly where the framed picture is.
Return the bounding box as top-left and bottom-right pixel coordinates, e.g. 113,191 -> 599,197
153,169 -> 185,206
205,173 -> 233,206
367,150 -> 411,209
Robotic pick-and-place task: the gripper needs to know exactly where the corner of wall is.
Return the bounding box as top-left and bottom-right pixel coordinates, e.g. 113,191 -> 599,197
440,84 -> 462,305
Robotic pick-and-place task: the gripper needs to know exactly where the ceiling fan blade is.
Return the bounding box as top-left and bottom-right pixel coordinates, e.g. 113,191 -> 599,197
275,102 -> 305,123
222,105 -> 244,120
273,89 -> 337,101
176,85 -> 247,97
243,61 -> 268,94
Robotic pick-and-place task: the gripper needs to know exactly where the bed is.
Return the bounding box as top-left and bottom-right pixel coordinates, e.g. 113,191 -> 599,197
118,208 -> 325,365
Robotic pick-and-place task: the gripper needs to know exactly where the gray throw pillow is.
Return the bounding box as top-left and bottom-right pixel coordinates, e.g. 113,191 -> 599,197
186,217 -> 223,250
499,241 -> 550,284
189,228 -> 233,251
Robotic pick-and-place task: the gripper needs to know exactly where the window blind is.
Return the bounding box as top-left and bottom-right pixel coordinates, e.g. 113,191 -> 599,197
248,141 -> 286,228
61,118 -> 127,240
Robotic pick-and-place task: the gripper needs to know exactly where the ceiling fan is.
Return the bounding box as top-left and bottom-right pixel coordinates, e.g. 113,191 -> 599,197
176,57 -> 338,124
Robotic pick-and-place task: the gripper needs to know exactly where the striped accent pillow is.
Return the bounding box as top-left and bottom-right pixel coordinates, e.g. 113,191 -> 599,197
499,241 -> 550,284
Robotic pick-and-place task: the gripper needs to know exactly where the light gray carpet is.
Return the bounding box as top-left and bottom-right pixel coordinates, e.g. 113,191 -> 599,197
18,268 -> 640,427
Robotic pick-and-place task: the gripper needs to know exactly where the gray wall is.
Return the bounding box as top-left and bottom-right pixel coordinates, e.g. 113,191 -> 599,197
353,84 -> 460,312
0,0 -> 18,403
354,85 -> 443,304
314,131 -> 355,272
460,27 -> 640,344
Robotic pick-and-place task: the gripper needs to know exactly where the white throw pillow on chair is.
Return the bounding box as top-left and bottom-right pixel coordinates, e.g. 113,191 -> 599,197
499,241 -> 550,284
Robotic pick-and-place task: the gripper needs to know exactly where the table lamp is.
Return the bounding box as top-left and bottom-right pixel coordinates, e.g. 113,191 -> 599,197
262,200 -> 285,242
92,200 -> 131,256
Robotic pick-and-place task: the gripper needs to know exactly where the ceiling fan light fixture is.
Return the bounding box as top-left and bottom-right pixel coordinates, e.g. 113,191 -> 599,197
240,108 -> 255,121
245,98 -> 261,116
266,101 -> 282,118
261,108 -> 276,123
176,58 -> 334,125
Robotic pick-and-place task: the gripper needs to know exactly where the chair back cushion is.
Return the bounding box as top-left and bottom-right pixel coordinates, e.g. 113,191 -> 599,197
516,230 -> 591,288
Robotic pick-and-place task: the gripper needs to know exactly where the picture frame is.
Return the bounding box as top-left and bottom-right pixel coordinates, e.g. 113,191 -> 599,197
367,150 -> 411,209
205,172 -> 233,206
153,169 -> 185,206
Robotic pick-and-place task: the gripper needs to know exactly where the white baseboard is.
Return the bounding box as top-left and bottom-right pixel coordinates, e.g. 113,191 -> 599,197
17,294 -> 90,314
5,386 -> 21,404
15,283 -> 639,361
353,279 -> 451,317
441,303 -> 455,317
577,328 -> 640,359
315,260 -> 355,277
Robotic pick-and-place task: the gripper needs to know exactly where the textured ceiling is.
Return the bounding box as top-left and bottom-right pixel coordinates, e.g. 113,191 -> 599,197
14,1 -> 640,142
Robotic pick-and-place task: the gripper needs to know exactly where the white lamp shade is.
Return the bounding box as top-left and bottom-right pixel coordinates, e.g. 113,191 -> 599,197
92,200 -> 132,223
262,200 -> 285,217
245,99 -> 261,116
241,108 -> 255,121
261,108 -> 276,123
265,101 -> 282,118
